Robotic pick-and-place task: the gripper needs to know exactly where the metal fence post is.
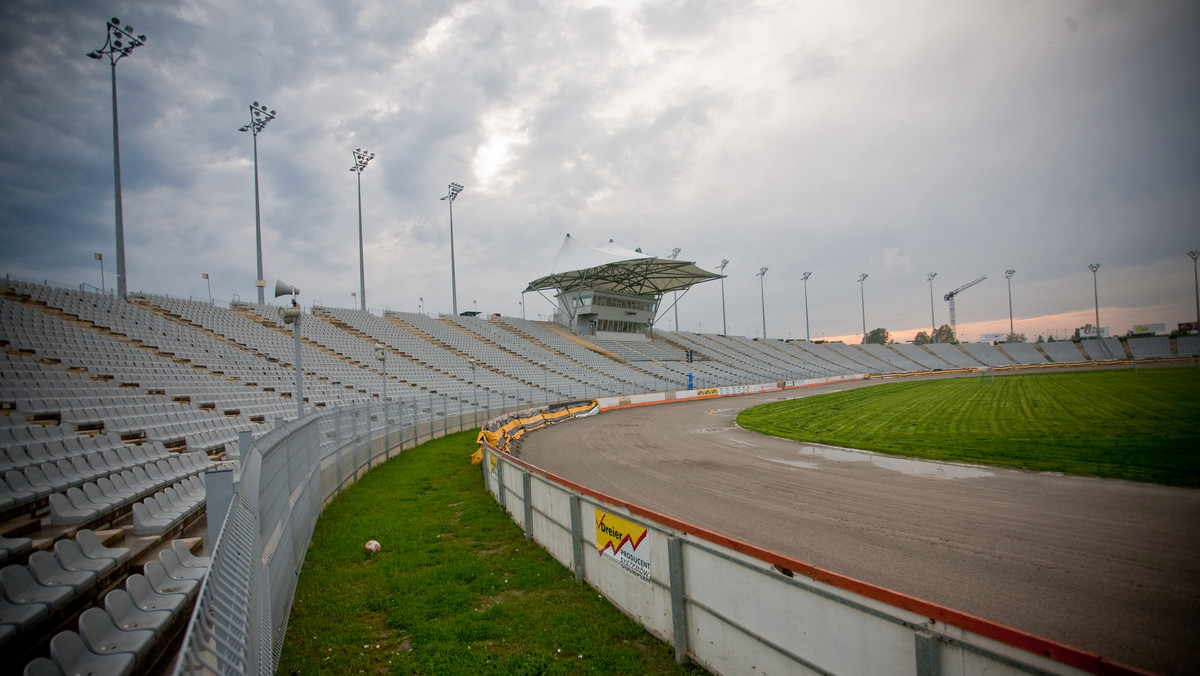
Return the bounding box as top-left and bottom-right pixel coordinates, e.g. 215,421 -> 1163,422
569,494 -> 585,583
496,457 -> 506,512
914,630 -> 941,676
427,393 -> 434,443
442,394 -> 448,437
522,471 -> 533,539
668,536 -> 689,665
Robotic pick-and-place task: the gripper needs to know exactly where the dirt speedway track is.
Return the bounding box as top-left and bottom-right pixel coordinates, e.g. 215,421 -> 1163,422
516,378 -> 1200,675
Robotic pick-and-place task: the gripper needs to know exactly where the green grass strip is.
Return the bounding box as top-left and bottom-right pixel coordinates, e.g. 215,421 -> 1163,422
278,430 -> 704,675
737,368 -> 1200,487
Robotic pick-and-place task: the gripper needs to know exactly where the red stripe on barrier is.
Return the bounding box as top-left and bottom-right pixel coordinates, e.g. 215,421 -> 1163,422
485,443 -> 1152,676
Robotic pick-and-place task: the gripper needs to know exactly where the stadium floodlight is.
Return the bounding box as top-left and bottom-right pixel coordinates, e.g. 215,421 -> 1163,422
669,247 -> 682,330
94,253 -> 105,294
717,259 -> 729,335
238,101 -> 277,304
441,182 -> 464,315
274,279 -> 305,419
801,271 -> 812,341
926,273 -> 937,342
757,267 -> 769,340
1088,263 -> 1106,357
350,148 -> 375,311
202,272 -> 211,304
857,274 -> 869,340
375,345 -> 387,403
1189,251 -> 1200,334
468,359 -> 478,426
87,17 -> 147,300
418,296 -> 423,314
1005,270 -> 1016,340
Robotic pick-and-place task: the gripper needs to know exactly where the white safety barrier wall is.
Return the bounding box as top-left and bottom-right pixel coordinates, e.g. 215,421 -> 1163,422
478,381 -> 1143,676
173,395 -> 506,675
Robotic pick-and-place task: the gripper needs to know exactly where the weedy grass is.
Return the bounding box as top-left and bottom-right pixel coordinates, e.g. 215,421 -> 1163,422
278,430 -> 703,675
737,367 -> 1200,486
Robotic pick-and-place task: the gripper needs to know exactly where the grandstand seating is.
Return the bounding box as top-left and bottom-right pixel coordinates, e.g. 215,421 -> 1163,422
1127,336 -> 1171,359
2,276 -> 1196,672
995,342 -> 1048,365
959,342 -> 1016,368
1039,340 -> 1088,363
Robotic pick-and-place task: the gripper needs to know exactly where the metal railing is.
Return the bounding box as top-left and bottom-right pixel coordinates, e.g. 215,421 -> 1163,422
173,397 -> 511,675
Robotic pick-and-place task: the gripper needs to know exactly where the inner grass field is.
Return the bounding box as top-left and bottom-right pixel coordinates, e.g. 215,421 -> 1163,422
277,430 -> 704,676
736,367 -> 1200,487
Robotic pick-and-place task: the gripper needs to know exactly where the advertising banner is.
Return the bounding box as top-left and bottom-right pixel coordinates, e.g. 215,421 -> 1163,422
595,509 -> 650,581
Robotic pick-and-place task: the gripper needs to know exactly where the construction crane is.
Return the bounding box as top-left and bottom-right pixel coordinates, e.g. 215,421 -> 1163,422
944,275 -> 987,340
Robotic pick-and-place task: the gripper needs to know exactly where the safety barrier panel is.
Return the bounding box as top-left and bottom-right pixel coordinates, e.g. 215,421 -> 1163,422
172,396 -> 508,675
478,415 -> 1144,675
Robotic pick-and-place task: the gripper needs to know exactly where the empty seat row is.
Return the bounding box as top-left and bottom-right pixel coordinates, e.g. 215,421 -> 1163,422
131,478 -> 206,536
20,540 -> 208,676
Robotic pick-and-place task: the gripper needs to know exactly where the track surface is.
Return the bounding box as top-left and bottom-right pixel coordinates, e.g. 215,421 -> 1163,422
516,378 -> 1200,675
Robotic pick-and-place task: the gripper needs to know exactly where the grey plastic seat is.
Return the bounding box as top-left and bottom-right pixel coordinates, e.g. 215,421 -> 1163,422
76,530 -> 130,567
53,539 -> 113,577
22,656 -> 64,676
0,590 -> 48,628
171,540 -> 210,569
0,565 -> 71,611
82,483 -> 118,512
142,560 -> 197,598
50,629 -> 135,676
28,551 -> 96,594
48,493 -> 92,527
0,534 -> 33,561
131,502 -> 171,535
124,574 -> 186,616
5,471 -> 49,500
158,549 -> 206,582
78,606 -> 154,658
104,588 -> 171,637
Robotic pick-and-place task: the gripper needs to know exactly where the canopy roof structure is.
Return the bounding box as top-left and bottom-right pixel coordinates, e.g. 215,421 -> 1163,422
524,234 -> 722,296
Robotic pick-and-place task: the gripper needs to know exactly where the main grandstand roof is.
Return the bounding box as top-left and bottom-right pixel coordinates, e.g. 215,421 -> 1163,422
524,234 -> 723,296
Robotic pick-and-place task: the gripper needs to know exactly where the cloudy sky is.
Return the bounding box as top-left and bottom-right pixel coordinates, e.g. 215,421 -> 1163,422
2,0 -> 1198,343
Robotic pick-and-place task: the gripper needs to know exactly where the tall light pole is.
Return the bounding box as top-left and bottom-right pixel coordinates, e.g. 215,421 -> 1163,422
468,360 -> 478,426
1088,264 -> 1103,355
441,182 -> 464,315
669,247 -> 682,330
1005,269 -> 1016,340
94,253 -> 105,293
203,272 -> 211,304
375,345 -> 387,403
1189,251 -> 1200,334
801,271 -> 812,341
87,17 -> 146,301
717,259 -> 729,335
350,148 -> 375,311
857,273 -> 869,340
238,102 -> 277,305
926,272 -> 938,342
756,267 -> 768,340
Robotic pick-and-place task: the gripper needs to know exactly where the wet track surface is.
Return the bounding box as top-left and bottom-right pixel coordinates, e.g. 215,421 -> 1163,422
516,379 -> 1200,675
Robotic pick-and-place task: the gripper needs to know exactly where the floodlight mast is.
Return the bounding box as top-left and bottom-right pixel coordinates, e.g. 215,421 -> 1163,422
857,274 -> 868,340
350,148 -> 375,311
238,102 -> 277,304
1088,264 -> 1103,352
1188,251 -> 1199,334
87,17 -> 147,301
1005,270 -> 1016,339
441,182 -> 464,315
801,271 -> 812,341
717,259 -> 729,335
943,275 -> 986,340
757,267 -> 768,340
926,273 -> 937,342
